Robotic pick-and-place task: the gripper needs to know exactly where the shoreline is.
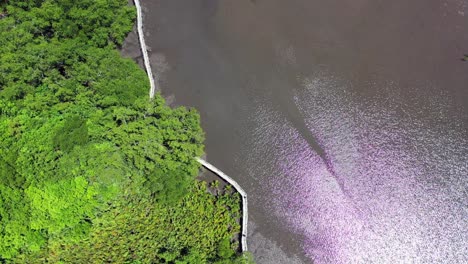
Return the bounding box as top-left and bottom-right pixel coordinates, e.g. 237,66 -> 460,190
128,0 -> 249,253
123,0 -> 468,263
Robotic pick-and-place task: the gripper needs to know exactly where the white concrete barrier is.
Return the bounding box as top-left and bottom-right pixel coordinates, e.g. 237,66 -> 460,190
196,158 -> 248,252
133,0 -> 249,252
134,0 -> 156,99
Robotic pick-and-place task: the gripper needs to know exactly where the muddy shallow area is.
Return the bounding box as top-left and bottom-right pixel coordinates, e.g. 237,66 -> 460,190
125,0 -> 468,263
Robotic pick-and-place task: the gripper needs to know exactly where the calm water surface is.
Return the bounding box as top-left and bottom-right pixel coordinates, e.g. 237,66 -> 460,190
137,0 -> 468,263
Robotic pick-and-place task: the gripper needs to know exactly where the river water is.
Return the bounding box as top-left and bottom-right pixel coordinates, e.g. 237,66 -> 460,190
134,0 -> 468,263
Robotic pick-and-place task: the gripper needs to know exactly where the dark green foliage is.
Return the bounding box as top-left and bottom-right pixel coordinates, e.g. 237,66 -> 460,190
0,0 -> 249,263
145,168 -> 192,205
0,155 -> 21,187
6,0 -> 135,47
53,115 -> 88,153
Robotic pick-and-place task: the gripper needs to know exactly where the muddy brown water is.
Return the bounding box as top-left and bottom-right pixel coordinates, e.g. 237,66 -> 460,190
123,0 -> 468,263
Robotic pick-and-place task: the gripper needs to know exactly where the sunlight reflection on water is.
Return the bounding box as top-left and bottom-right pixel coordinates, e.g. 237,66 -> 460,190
242,72 -> 467,263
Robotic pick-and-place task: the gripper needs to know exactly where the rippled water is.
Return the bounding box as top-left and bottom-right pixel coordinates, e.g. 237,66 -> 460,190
137,0 -> 468,262
241,72 -> 467,262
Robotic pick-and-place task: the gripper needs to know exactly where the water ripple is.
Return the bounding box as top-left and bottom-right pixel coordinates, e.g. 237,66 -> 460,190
242,72 -> 467,263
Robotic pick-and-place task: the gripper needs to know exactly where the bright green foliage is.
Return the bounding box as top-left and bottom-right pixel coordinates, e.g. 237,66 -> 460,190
38,182 -> 243,263
26,176 -> 97,236
0,0 -> 249,263
0,186 -> 39,259
218,238 -> 235,259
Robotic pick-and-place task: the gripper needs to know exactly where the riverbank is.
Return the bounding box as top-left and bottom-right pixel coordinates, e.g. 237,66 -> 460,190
122,0 -> 250,255
128,0 -> 468,263
0,1 -> 247,262
125,1 -> 311,263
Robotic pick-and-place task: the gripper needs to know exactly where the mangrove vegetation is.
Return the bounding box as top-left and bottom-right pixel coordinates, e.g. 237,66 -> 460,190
0,0 -> 252,263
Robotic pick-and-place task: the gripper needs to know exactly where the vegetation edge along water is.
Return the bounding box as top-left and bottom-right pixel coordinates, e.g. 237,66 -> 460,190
0,0 -> 253,263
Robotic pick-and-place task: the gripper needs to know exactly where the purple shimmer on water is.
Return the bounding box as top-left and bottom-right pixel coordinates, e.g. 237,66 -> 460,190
138,0 -> 468,262
242,72 -> 467,263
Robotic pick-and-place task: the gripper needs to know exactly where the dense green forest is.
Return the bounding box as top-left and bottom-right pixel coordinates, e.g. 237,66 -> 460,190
0,0 -> 252,263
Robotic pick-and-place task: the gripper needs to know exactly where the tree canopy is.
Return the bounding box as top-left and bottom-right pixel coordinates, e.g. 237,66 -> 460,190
0,0 -> 252,262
